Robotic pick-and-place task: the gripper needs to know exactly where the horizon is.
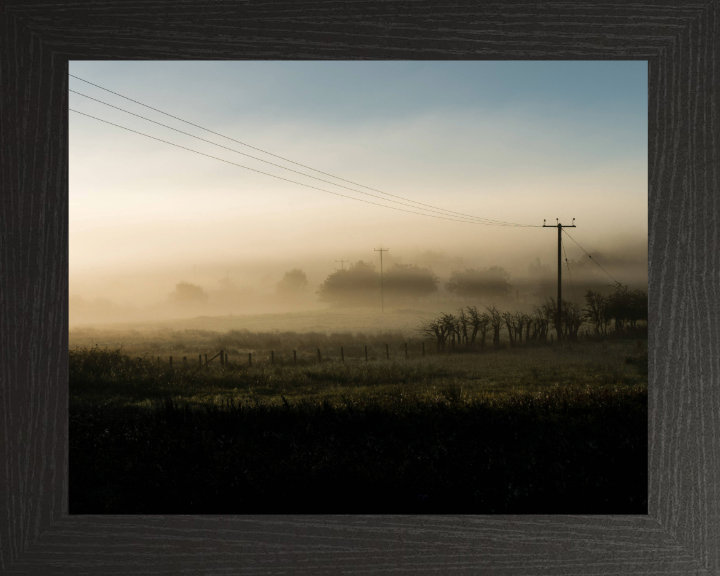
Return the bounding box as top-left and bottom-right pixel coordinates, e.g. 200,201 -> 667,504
69,61 -> 648,324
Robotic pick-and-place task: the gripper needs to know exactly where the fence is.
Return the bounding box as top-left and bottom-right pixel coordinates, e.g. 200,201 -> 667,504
152,330 -> 628,369
154,341 -> 430,369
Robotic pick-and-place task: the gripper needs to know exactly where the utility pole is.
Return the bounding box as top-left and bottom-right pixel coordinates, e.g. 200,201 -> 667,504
335,259 -> 348,270
542,218 -> 575,342
374,247 -> 389,313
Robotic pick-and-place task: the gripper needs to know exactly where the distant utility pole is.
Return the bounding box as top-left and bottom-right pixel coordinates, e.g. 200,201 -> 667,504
335,259 -> 348,270
543,218 -> 576,342
374,247 -> 389,313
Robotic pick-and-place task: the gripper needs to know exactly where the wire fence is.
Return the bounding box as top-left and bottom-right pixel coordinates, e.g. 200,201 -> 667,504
148,328 -> 645,370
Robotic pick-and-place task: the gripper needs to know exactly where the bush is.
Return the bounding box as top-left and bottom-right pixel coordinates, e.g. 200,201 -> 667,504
316,261 -> 380,306
276,269 -> 308,294
169,281 -> 208,303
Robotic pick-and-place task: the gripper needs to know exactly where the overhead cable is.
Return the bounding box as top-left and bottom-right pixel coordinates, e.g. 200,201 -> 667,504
71,109 -> 529,226
561,235 -> 578,303
69,74 -> 537,228
70,89 -> 531,226
562,228 -> 620,284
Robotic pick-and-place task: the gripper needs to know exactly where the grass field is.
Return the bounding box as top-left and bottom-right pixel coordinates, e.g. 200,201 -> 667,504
70,321 -> 648,514
69,302 -> 535,344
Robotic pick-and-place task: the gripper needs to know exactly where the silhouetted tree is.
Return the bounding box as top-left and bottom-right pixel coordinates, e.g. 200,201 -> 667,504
485,304 -> 503,348
276,268 -> 308,294
384,263 -> 439,302
532,303 -> 552,341
457,308 -> 470,346
316,261 -> 380,306
627,288 -> 648,329
169,281 -> 208,303
563,301 -> 585,341
502,311 -> 517,346
418,317 -> 450,352
584,290 -> 606,334
605,283 -> 648,334
466,306 -> 491,349
542,297 -> 585,340
440,313 -> 460,350
513,312 -> 531,344
445,266 -> 511,300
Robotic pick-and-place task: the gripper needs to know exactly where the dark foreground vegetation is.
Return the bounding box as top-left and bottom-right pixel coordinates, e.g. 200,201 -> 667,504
70,341 -> 647,514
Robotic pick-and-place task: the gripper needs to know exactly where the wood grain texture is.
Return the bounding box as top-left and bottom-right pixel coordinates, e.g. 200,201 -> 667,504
1,1 -> 718,574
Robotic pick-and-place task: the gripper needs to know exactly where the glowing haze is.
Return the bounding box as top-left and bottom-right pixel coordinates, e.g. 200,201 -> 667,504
69,61 -> 647,324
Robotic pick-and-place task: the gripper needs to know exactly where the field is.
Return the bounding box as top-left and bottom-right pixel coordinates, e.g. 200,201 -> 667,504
69,302 -> 532,341
70,310 -> 648,514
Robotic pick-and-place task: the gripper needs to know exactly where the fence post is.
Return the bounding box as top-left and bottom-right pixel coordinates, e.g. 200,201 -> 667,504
365,345 -> 368,361
205,354 -> 208,365
341,347 -> 344,362
220,350 -> 224,367
293,350 -> 297,364
386,344 -> 389,360
422,342 -> 425,357
405,342 -> 408,358
199,354 -> 202,368
248,352 -> 252,366
169,356 -> 172,368
317,349 -> 321,363
271,351 -> 274,364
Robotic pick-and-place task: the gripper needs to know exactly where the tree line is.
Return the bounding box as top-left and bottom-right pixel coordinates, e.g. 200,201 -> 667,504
419,283 -> 648,351
316,261 -> 514,305
166,260 -> 647,313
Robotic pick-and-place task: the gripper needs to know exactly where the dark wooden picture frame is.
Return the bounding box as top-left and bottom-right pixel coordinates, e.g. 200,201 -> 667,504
2,2 -> 717,573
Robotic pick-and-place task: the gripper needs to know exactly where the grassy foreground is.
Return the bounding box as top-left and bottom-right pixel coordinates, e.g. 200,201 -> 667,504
70,338 -> 648,513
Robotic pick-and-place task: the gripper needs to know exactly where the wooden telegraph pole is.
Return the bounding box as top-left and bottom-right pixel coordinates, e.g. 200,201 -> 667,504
543,218 -> 575,342
374,247 -> 389,313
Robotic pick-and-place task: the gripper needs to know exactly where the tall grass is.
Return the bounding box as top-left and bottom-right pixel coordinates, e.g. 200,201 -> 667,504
69,339 -> 648,514
70,339 -> 648,406
70,382 -> 647,514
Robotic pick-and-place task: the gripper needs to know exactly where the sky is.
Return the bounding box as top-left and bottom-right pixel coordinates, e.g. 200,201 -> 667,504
69,61 -> 647,309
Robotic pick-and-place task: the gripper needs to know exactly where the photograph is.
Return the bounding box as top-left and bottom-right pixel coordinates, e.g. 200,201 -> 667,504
68,60 -> 648,514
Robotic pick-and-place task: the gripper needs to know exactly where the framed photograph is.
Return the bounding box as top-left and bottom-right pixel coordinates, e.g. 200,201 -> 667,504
3,2 -> 717,574
66,59 -> 649,516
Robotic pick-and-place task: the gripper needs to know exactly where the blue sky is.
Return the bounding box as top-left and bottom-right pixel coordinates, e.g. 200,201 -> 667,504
70,61 -> 646,152
69,61 -> 647,300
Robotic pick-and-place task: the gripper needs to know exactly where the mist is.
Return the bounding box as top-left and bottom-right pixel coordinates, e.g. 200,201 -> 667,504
69,234 -> 647,327
69,61 -> 646,329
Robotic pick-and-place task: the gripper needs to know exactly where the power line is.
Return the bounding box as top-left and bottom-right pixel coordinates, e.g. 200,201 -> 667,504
374,247 -> 389,313
561,235 -> 578,304
69,75 -> 528,226
70,89 -> 531,226
543,220 -> 575,341
562,228 -> 620,284
71,108 -> 530,226
69,75 -> 537,228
